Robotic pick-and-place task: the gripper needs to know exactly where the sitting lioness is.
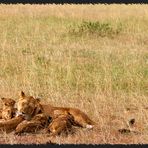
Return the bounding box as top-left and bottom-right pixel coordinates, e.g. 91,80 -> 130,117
1,98 -> 17,120
17,91 -> 96,129
47,113 -> 75,136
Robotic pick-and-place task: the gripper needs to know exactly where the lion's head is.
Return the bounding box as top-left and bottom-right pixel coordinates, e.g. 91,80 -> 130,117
1,97 -> 16,120
1,97 -> 16,109
17,91 -> 42,120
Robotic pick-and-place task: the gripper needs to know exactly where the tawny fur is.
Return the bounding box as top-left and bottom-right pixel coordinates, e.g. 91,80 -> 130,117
17,91 -> 96,129
15,113 -> 49,134
47,114 -> 75,136
0,115 -> 24,132
1,98 -> 17,120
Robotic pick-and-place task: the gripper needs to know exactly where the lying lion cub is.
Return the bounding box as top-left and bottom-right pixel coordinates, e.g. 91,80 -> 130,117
47,113 -> 75,136
0,115 -> 25,132
1,98 -> 17,120
0,97 -> 25,132
17,91 -> 97,129
15,113 -> 49,134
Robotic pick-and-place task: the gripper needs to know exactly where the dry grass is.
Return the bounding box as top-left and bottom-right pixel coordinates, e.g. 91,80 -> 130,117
0,4 -> 148,144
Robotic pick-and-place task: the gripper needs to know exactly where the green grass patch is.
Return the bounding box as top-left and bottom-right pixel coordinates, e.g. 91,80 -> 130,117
68,21 -> 123,38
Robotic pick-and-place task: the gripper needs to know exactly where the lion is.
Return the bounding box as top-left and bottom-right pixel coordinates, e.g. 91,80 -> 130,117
46,113 -> 75,136
0,115 -> 25,132
1,97 -> 17,120
0,97 -> 25,132
17,91 -> 42,121
17,91 -> 96,129
15,113 -> 49,135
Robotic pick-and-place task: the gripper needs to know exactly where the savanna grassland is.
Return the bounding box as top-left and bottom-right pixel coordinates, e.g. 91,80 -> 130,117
0,4 -> 148,144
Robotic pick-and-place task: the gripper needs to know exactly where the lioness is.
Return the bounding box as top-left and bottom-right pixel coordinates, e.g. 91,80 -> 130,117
17,91 -> 96,129
1,98 -> 17,120
47,113 -> 75,136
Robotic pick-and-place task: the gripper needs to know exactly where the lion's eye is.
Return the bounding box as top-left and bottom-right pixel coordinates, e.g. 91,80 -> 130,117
5,103 -> 9,106
11,102 -> 14,105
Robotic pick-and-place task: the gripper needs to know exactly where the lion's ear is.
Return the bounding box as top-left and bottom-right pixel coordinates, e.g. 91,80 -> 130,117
20,91 -> 25,98
12,100 -> 16,104
1,97 -> 5,101
36,98 -> 41,103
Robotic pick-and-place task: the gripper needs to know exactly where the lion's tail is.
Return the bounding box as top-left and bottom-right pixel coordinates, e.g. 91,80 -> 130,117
85,116 -> 97,129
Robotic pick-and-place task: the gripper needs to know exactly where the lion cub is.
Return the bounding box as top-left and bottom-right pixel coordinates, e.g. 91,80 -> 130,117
1,98 -> 16,120
47,113 -> 75,136
15,113 -> 49,134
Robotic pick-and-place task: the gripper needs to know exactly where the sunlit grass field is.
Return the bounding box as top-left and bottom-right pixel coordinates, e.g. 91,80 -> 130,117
0,4 -> 148,144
